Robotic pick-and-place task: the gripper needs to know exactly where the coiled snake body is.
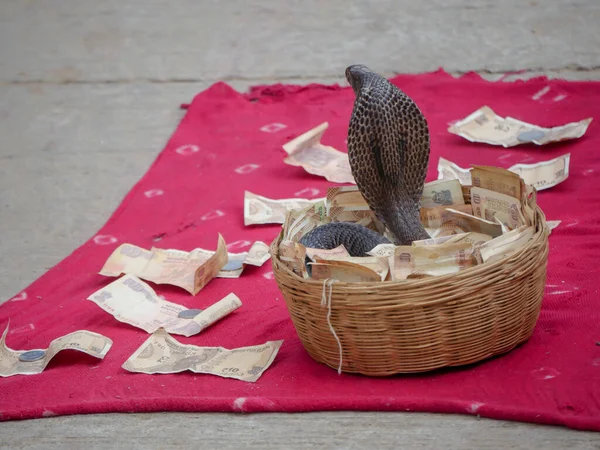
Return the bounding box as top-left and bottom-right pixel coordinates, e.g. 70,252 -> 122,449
299,65 -> 431,255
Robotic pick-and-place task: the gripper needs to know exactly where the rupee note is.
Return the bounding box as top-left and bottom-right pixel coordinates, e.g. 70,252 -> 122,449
437,157 -> 473,185
440,208 -> 503,237
438,156 -> 569,193
305,244 -> 351,261
420,179 -> 466,208
192,241 -> 271,279
449,106 -> 592,147
420,203 -> 473,228
424,227 -> 438,237
282,122 -> 355,183
411,234 -> 463,246
87,275 -> 241,337
326,186 -> 385,233
454,232 -> 493,246
326,186 -> 369,212
522,184 -> 537,226
471,165 -> 523,199
278,239 -> 309,278
534,121 -> 592,144
283,201 -> 329,242
390,242 -> 476,281
311,256 -> 389,281
412,231 -> 492,247
366,243 -> 397,258
241,242 -> 271,266
413,231 -> 492,265
508,154 -> 570,191
244,191 -> 324,225
122,328 -> 283,382
460,232 -> 495,264
470,187 -> 526,230
99,235 -> 228,295
461,185 -> 472,198
479,226 -> 536,263
429,225 -> 468,239
0,322 -> 112,377
310,259 -> 384,282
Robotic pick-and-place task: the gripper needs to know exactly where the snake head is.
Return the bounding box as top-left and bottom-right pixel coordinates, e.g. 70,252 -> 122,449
345,64 -> 374,94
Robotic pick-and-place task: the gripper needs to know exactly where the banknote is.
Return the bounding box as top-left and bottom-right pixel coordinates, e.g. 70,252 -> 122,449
437,157 -> 473,185
420,179 -> 465,208
240,242 -> 271,266
368,231 -> 485,254
452,232 -> 493,246
449,106 -> 592,147
479,226 -> 536,263
412,231 -> 493,247
508,153 -> 570,191
87,275 -> 242,337
470,187 -> 526,230
366,243 -> 396,258
0,322 -> 112,377
283,201 -> 329,242
310,259 -> 385,282
429,225 -> 468,239
327,186 -> 369,212
411,234 -> 461,247
438,156 -> 570,192
326,186 -> 385,233
424,227 -> 438,237
439,208 -> 503,237
310,256 -> 389,282
278,239 -> 309,278
534,121 -> 592,145
413,231 -> 493,265
282,122 -> 355,184
465,231 -> 496,264
192,241 -> 271,279
244,191 -> 324,225
461,185 -> 472,198
471,165 -> 523,199
420,203 -> 473,228
390,242 -> 476,281
122,328 -> 283,382
305,244 -> 351,261
99,235 -> 228,295
522,184 -> 537,226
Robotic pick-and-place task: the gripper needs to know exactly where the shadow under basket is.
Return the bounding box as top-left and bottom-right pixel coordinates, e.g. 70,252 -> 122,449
270,206 -> 550,376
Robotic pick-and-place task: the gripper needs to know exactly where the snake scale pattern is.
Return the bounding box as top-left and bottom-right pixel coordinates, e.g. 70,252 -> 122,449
299,65 -> 431,256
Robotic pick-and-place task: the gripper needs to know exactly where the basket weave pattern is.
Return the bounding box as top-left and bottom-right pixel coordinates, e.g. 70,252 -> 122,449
271,205 -> 549,376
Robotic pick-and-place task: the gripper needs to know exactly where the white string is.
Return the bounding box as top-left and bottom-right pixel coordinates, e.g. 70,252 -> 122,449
321,278 -> 342,375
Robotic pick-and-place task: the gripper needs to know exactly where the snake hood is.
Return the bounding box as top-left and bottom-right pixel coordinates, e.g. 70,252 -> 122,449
345,64 -> 430,245
298,65 -> 431,257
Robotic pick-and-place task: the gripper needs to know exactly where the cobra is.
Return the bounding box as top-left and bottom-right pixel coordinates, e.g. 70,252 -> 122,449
299,65 -> 431,256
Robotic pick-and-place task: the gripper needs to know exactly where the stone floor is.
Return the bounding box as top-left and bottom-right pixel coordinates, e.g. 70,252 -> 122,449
1,1 -> 599,448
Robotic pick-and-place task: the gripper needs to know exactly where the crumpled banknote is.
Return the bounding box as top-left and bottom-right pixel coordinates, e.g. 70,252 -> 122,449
122,328 -> 283,382
0,322 -> 112,377
87,275 -> 242,337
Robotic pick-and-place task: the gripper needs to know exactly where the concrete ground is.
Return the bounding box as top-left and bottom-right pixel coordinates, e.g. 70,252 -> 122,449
1,1 -> 599,448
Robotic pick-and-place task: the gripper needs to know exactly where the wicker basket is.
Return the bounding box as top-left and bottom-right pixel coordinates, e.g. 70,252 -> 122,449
270,191 -> 550,376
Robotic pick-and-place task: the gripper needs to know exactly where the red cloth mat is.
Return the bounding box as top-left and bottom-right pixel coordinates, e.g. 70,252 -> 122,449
1,70 -> 599,431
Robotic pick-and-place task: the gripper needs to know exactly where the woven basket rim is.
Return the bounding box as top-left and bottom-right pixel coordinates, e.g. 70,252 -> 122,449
271,205 -> 549,288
